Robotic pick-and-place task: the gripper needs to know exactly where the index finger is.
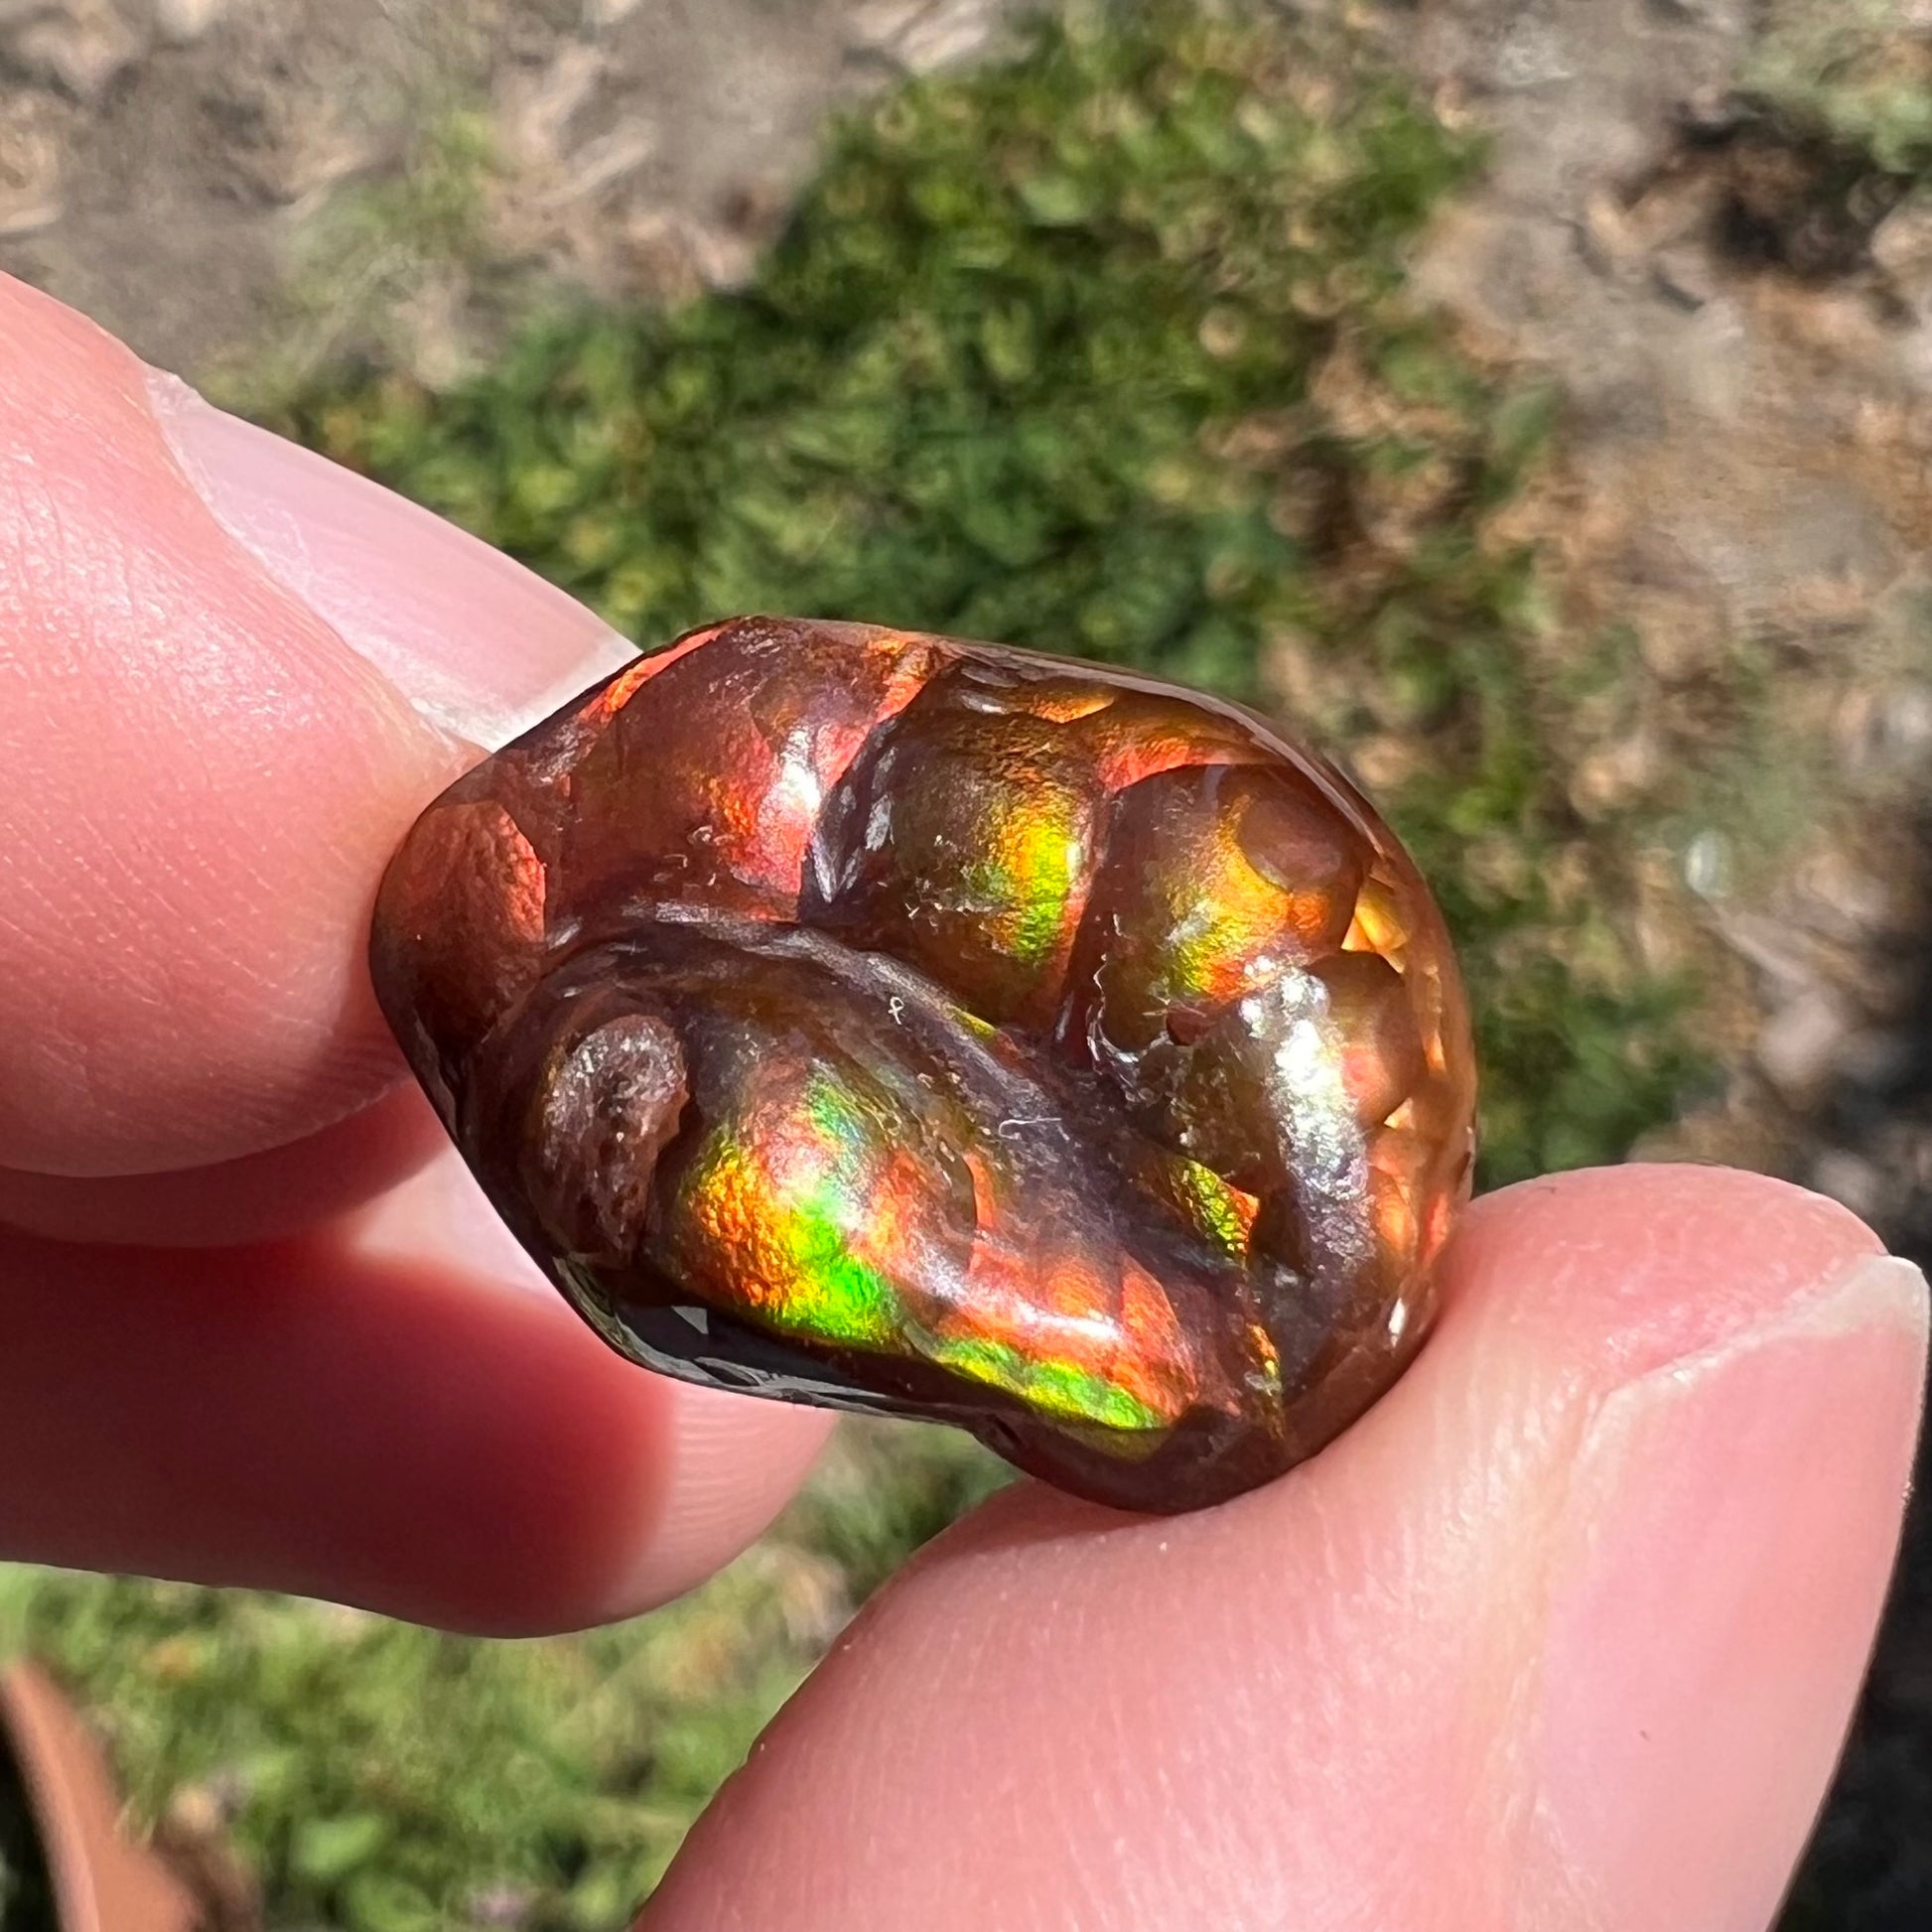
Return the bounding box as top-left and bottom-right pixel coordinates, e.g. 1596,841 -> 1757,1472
0,275 -> 841,1623
0,273 -> 629,1194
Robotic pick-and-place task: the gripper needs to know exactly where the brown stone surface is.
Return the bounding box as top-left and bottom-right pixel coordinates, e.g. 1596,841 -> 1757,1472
372,618 -> 1476,1511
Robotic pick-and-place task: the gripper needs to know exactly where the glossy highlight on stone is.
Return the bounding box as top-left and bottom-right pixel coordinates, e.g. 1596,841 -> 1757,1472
371,618 -> 1476,1512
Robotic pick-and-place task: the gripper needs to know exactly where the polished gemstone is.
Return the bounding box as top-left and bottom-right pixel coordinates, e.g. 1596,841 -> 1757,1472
371,618 -> 1476,1512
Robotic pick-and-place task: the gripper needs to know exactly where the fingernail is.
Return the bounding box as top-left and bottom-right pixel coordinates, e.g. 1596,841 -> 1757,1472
1535,1252 -> 1928,1932
146,371 -> 637,745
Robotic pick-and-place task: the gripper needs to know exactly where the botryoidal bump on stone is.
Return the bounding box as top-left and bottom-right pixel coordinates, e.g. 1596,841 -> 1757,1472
370,617 -> 1476,1512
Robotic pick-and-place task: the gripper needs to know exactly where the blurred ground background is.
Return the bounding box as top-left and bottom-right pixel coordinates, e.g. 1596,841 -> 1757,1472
1,0 -> 1930,1926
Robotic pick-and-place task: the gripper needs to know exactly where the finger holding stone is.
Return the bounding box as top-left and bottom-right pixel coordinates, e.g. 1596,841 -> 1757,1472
641,1165 -> 1928,1932
0,272 -> 631,1196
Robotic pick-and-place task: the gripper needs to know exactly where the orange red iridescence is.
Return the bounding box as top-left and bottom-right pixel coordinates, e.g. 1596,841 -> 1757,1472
370,617 -> 1475,1512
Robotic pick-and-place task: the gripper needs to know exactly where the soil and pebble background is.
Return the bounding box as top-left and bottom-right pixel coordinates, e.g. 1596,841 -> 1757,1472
2,0 -> 1931,1926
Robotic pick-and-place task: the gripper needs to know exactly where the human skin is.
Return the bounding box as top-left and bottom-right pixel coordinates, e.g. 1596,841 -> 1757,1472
0,271 -> 1924,1931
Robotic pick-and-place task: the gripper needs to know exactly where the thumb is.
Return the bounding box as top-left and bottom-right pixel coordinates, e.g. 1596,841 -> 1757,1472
642,1166 -> 1928,1932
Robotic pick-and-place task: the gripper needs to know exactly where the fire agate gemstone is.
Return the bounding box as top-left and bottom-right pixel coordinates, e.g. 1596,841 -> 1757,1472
371,618 -> 1476,1512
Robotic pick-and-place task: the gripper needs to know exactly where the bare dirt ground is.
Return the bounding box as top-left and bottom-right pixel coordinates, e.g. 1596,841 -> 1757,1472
0,0 -> 1024,385
1404,0 -> 1932,1232
1393,5 -> 1932,1915
3,0 -> 1930,1921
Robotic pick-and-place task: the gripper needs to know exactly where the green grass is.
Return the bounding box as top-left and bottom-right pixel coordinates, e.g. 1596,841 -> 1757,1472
5,4 -> 1744,1925
1745,0 -> 1932,179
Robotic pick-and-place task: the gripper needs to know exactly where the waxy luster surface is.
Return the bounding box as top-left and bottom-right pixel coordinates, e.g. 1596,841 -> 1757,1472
371,618 -> 1476,1511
